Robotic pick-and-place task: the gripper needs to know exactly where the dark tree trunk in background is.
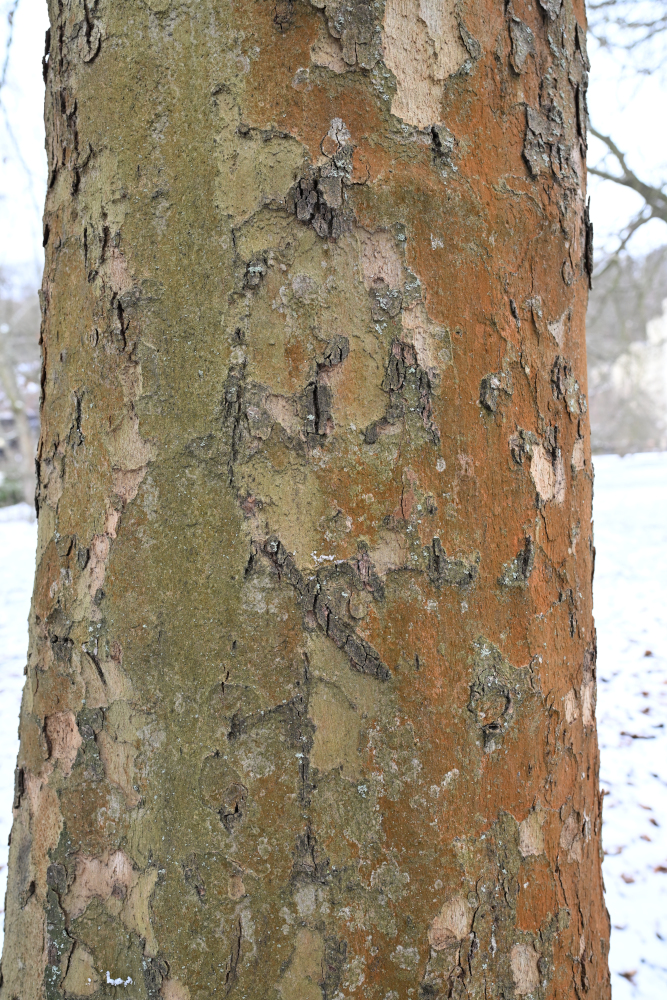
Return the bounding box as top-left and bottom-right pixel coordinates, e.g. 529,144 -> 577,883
0,332 -> 35,505
1,0 -> 609,997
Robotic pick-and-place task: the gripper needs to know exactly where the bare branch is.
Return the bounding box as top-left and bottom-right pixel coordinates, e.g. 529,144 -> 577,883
0,0 -> 20,93
589,125 -> 667,224
587,0 -> 667,64
594,208 -> 656,277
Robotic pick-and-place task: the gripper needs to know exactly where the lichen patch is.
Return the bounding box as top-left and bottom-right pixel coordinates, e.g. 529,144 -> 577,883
560,810 -> 586,863
97,730 -> 140,807
61,943 -> 100,996
308,681 -> 362,778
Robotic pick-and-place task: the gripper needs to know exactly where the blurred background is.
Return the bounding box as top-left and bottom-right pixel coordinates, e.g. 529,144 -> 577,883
0,1 -> 666,997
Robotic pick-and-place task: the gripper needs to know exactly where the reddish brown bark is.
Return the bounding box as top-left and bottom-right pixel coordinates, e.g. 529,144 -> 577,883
2,0 -> 608,998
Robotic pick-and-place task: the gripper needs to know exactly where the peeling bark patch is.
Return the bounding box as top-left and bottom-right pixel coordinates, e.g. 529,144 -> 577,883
76,7 -> 102,64
369,281 -> 403,320
63,850 -> 136,918
223,351 -> 349,484
143,957 -> 169,998
288,121 -> 354,239
225,915 -> 243,992
519,806 -> 545,856
161,980 -> 191,1000
551,355 -> 586,415
273,0 -> 294,32
200,755 -> 249,830
292,827 -> 331,883
563,687 -> 579,723
86,532 -> 111,599
510,942 -> 540,995
523,99 -> 575,182
44,711 -> 83,776
538,0 -> 563,19
559,800 -> 593,864
428,895 -> 472,949
560,809 -> 586,862
400,300 -> 452,371
509,427 -> 537,465
359,229 -> 404,290
479,370 -> 512,412
262,535 -> 391,680
321,335 -> 349,367
310,32 -> 349,73
322,935 -> 347,999
289,171 -> 350,239
468,639 -> 530,752
547,308 -> 570,346
97,729 -> 140,807
427,537 -> 479,589
530,444 -> 565,505
382,0 -> 468,128
509,17 -> 534,74
571,437 -> 585,471
365,339 -> 440,444
228,874 -> 245,900
498,535 -> 534,588
220,783 -> 249,833
581,642 -> 597,728
584,198 -> 594,287
279,927 -> 324,1000
303,381 -> 334,436
310,0 -> 382,68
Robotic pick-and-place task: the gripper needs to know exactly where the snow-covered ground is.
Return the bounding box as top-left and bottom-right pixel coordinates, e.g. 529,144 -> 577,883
0,502 -> 37,923
0,457 -> 666,996
594,453 -> 667,997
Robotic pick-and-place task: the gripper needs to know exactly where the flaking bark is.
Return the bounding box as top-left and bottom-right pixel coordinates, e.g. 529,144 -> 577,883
2,0 -> 609,998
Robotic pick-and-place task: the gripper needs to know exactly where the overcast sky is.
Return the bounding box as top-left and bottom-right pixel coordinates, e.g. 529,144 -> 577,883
1,0 -> 666,291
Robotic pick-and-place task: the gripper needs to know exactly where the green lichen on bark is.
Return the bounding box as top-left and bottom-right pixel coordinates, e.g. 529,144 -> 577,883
1,0 -> 609,997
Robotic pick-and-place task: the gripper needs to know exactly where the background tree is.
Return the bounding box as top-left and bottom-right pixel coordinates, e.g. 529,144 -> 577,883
0,288 -> 39,505
587,247 -> 667,451
1,1 -> 609,999
586,0 -> 667,266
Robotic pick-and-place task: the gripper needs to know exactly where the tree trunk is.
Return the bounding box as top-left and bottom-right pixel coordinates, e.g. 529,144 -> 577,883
2,1 -> 609,998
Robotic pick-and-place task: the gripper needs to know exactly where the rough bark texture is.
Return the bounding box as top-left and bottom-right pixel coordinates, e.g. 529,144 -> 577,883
1,1 -> 609,998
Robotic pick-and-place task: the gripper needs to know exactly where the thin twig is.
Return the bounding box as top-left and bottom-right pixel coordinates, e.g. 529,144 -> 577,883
0,0 -> 20,93
589,126 -> 667,223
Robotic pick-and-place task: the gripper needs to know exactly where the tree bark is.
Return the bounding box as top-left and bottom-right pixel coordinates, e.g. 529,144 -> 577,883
2,1 -> 609,998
